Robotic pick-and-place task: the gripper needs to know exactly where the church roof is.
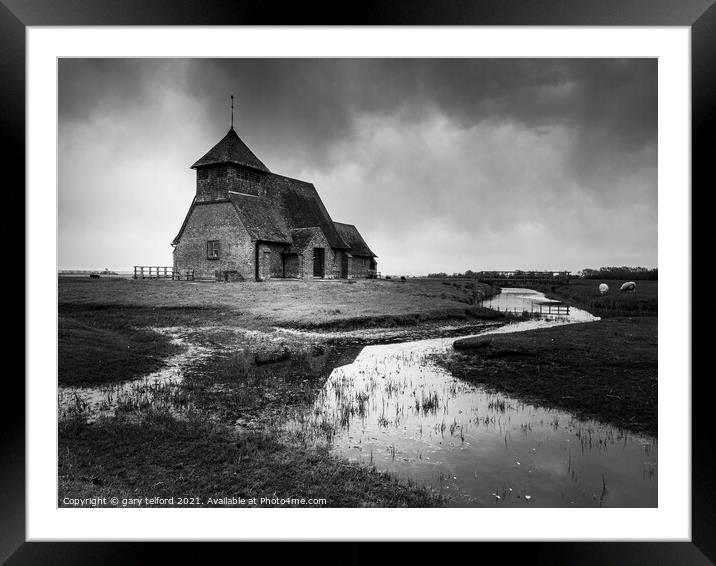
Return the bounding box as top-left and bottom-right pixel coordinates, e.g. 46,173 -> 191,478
334,222 -> 377,257
262,174 -> 349,250
191,127 -> 270,173
228,192 -> 290,243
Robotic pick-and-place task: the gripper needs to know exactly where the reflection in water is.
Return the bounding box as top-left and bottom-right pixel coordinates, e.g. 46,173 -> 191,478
480,287 -> 598,324
290,289 -> 656,507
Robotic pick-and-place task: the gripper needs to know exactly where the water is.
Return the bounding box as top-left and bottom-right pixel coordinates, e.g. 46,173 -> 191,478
290,288 -> 657,507
480,287 -> 596,324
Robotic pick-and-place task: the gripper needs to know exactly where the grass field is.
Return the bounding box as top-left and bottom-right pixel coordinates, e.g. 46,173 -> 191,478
59,277 -> 499,328
540,278 -> 657,318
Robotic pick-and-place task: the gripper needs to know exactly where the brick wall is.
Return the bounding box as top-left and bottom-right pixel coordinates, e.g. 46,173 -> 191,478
172,201 -> 255,280
256,242 -> 289,280
335,249 -> 349,279
297,230 -> 338,278
349,255 -> 375,278
283,254 -> 301,278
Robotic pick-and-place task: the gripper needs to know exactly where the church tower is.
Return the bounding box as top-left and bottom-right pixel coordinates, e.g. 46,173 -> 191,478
191,98 -> 270,201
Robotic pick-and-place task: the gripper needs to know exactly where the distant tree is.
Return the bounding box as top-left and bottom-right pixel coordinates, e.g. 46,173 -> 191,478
581,266 -> 657,280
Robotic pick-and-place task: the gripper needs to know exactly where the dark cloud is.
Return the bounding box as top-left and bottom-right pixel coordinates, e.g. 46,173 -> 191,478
58,58 -> 657,273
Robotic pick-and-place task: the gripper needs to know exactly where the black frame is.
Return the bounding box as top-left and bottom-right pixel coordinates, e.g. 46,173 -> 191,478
9,0 -> 710,563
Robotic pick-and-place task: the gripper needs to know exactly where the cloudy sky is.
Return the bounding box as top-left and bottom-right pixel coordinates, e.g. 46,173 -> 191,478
58,58 -> 657,274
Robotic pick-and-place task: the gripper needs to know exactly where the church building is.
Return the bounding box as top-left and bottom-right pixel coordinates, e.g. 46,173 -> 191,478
172,123 -> 377,281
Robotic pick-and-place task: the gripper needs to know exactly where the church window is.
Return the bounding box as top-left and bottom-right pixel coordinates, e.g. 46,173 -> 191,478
198,169 -> 208,180
207,240 -> 220,259
216,167 -> 226,178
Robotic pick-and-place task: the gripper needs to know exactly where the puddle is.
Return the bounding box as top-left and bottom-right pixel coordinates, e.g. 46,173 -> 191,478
289,289 -> 656,507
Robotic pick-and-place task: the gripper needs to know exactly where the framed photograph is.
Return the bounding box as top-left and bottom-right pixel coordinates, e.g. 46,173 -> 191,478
9,0 -> 710,562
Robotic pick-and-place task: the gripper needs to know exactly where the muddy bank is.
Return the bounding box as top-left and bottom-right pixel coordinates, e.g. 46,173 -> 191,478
284,304 -> 506,331
436,317 -> 657,437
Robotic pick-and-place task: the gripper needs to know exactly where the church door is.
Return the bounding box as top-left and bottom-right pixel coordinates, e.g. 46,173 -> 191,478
312,248 -> 325,277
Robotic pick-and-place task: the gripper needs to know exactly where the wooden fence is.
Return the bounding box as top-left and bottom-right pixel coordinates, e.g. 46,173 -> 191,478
133,266 -> 194,281
535,302 -> 570,316
493,301 -> 570,317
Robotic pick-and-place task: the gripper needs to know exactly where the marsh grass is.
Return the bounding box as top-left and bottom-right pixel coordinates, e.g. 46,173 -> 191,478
58,315 -> 181,386
439,318 -> 658,437
58,409 -> 441,508
59,339 -> 442,507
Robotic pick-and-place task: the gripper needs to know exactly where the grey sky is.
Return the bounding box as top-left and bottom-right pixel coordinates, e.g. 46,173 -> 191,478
58,58 -> 657,274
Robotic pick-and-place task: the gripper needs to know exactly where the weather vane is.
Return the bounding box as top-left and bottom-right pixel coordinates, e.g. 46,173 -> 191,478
230,95 -> 234,129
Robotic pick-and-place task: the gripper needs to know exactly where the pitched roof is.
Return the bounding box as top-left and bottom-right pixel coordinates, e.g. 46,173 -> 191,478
261,174 -> 349,249
334,222 -> 377,257
191,128 -> 270,173
228,192 -> 290,243
288,227 -> 320,253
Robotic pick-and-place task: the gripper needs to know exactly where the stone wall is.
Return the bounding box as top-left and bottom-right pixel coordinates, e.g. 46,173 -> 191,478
173,201 -> 255,280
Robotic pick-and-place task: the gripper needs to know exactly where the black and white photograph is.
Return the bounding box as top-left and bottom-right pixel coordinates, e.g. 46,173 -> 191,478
55,57 -> 661,510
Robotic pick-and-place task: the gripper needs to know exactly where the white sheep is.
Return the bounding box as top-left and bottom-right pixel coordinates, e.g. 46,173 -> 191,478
620,281 -> 637,292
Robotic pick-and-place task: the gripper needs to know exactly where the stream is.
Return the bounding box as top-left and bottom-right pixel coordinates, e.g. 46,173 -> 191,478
290,288 -> 657,507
